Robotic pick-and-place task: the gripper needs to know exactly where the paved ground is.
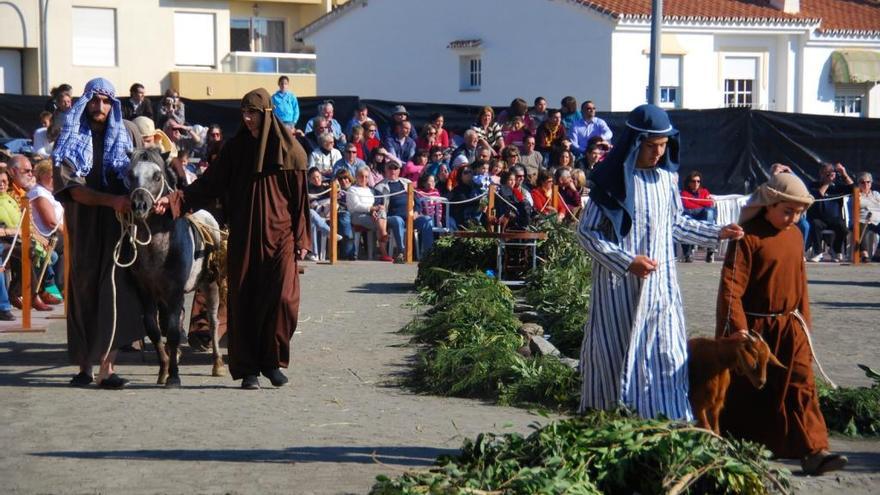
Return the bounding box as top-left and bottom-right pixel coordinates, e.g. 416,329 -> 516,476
1,259 -> 878,494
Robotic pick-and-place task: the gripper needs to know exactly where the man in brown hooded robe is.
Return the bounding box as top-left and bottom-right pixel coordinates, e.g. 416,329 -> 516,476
156,88 -> 310,389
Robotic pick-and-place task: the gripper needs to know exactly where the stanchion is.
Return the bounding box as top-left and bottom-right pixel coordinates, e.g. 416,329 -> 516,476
852,186 -> 861,265
329,181 -> 338,264
2,199 -> 46,333
487,184 -> 496,232
406,183 -> 414,264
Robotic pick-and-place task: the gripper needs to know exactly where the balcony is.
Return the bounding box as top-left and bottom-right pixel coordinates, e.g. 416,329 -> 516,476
222,51 -> 316,75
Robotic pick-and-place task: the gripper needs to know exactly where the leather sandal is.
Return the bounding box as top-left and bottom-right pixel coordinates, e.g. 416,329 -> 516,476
802,450 -> 848,475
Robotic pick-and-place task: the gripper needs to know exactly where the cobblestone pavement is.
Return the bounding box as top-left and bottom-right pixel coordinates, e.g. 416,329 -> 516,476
1,260 -> 878,494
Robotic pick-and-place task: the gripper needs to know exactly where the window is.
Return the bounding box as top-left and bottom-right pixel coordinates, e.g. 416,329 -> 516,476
722,56 -> 758,108
660,87 -> 678,106
230,17 -> 285,53
460,55 -> 481,91
174,12 -> 216,67
834,84 -> 866,117
72,7 -> 116,67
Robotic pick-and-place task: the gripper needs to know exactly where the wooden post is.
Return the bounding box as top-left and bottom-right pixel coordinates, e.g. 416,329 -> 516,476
487,184 -> 496,232
2,199 -> 46,333
406,183 -> 414,264
852,186 -> 861,265
552,185 -> 560,211
329,180 -> 338,264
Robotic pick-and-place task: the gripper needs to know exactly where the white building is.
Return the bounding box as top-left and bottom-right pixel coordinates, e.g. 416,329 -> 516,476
296,0 -> 880,117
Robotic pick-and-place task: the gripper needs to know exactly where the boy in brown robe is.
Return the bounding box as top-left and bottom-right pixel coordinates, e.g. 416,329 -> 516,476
716,172 -> 846,475
155,88 -> 310,390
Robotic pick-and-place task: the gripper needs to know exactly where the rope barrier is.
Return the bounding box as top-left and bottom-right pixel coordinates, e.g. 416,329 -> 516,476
681,193 -> 852,205
307,188 -> 332,199
0,207 -> 25,269
412,190 -> 488,205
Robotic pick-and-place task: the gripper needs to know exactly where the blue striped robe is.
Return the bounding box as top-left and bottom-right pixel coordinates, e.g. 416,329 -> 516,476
576,167 -> 722,420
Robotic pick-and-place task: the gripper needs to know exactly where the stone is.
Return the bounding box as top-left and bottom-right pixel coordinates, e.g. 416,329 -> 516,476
529,335 -> 561,357
518,322 -> 544,337
518,310 -> 542,324
516,345 -> 532,358
559,357 -> 579,369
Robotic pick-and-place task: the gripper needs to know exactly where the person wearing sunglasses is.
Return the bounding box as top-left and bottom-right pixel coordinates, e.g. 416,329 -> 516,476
807,162 -> 853,262
679,170 -> 716,262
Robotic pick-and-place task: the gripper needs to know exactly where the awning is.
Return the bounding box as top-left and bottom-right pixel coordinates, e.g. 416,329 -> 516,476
830,50 -> 880,84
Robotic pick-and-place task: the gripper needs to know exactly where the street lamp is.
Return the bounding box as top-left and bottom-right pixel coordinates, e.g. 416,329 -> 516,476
647,0 -> 663,105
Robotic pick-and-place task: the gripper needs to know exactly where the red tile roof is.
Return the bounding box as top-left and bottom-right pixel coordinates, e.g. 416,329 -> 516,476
574,0 -> 880,34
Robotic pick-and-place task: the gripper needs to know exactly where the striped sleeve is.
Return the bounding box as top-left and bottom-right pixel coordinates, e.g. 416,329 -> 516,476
576,200 -> 635,277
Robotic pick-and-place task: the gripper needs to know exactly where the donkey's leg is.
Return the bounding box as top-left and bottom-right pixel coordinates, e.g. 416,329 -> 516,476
204,282 -> 226,377
139,295 -> 170,385
161,298 -> 186,388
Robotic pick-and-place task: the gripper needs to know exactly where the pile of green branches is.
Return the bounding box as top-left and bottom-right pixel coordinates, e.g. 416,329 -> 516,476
818,364 -> 880,437
523,220 -> 592,357
371,411 -> 791,495
415,229 -> 495,292
406,271 -> 579,409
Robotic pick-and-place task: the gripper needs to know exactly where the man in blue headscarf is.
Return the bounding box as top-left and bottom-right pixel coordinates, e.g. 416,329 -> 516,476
576,104 -> 744,420
53,77 -> 144,389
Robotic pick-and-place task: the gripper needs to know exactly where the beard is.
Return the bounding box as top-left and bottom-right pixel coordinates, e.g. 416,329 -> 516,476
89,110 -> 108,124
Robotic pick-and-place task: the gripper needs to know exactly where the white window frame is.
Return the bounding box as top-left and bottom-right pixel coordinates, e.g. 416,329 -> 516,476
834,84 -> 865,117
230,16 -> 286,53
659,55 -> 682,108
721,54 -> 761,109
459,54 -> 482,92
174,12 -> 216,68
723,78 -> 755,108
71,7 -> 117,67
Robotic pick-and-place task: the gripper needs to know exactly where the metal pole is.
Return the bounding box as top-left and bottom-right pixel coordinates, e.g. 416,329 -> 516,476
648,0 -> 663,105
39,0 -> 50,95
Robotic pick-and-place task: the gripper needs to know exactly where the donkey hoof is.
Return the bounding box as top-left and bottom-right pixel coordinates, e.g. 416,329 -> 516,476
212,364 -> 227,377
157,373 -> 169,385
165,376 -> 181,388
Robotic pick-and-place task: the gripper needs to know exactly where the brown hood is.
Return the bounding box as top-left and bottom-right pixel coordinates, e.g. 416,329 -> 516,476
240,88 -> 307,172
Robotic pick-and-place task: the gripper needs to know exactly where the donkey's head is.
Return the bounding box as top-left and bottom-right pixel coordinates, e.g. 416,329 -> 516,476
126,148 -> 174,220
733,330 -> 786,389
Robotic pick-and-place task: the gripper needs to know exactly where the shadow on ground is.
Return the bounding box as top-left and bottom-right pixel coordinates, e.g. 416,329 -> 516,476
32,445 -> 458,467
348,282 -> 414,294
809,280 -> 880,289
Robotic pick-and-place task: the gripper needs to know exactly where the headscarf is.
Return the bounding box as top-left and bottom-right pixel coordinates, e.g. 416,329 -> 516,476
52,77 -> 132,185
239,88 -> 307,172
588,104 -> 679,240
739,172 -> 814,224
132,116 -> 177,156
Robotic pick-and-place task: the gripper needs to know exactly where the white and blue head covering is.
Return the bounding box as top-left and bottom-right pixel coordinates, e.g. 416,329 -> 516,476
589,104 -> 680,239
52,77 -> 132,186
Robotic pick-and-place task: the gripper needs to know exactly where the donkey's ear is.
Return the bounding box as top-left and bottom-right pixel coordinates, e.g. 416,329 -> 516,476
161,151 -> 171,164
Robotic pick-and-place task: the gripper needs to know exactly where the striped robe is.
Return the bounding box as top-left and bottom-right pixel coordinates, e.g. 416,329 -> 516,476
576,167 -> 722,420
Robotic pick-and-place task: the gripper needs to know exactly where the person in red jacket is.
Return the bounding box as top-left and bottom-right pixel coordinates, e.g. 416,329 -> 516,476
680,170 -> 717,262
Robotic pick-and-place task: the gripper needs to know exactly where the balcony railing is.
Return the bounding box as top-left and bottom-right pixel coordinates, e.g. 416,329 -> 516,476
222,51 -> 316,75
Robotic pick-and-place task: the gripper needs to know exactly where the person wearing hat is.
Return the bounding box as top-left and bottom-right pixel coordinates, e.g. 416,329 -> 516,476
133,116 -> 177,156
154,88 -> 310,390
576,104 -> 744,421
384,104 -> 417,140
716,172 -> 847,475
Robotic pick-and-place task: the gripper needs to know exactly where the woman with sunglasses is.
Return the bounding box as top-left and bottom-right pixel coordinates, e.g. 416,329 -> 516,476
679,170 -> 716,262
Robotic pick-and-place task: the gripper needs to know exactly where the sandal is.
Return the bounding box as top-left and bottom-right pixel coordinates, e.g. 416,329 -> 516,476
97,373 -> 130,390
802,450 -> 848,475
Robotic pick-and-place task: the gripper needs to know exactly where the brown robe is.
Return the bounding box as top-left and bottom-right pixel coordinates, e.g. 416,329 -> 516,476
716,215 -> 829,458
169,127 -> 310,380
55,133 -> 145,366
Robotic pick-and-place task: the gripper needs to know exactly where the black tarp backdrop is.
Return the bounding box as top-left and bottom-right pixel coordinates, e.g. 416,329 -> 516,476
2,93 -> 878,195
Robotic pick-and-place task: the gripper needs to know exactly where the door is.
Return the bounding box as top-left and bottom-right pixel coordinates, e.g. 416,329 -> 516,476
0,50 -> 22,94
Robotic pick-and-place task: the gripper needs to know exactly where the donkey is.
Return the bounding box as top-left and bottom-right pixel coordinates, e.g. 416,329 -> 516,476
125,148 -> 225,387
688,330 -> 786,434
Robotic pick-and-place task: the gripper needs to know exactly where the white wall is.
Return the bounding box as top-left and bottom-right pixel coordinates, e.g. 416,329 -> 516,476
801,45 -> 839,116
308,0 -> 615,108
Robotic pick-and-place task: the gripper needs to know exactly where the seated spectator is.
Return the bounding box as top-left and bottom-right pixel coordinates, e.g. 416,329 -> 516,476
416,123 -> 440,153
423,146 -> 448,178
497,98 -> 532,129
511,164 -> 534,207
45,84 -> 72,114
384,120 -> 417,163
305,100 -> 346,144
451,130 -> 480,167
488,158 -> 503,185
500,145 -> 521,171
501,115 -> 528,151
375,161 -> 433,261
271,75 -> 300,130
535,109 -> 566,155
568,100 -> 613,156
416,174 -> 444,228
429,112 -> 451,149
531,169 -> 559,218
134,116 -> 176,156
560,96 -> 582,129
303,116 -> 329,152
436,164 -> 453,199
679,170 -> 717,262
27,160 -> 64,302
856,172 -> 880,262
401,149 -> 428,182
123,83 -> 154,122
334,169 -> 356,260
576,142 -> 603,174
807,162 -> 853,262
555,167 -> 581,221
362,121 -> 382,155
203,124 -> 225,168
365,146 -> 397,187
170,146 -> 196,186
155,88 -> 185,129
470,106 -> 505,152
333,142 -> 366,178
163,117 -> 202,154
305,167 -> 335,261
547,148 -> 575,171
449,167 -> 484,229
345,102 -> 377,139
32,111 -> 55,159
528,96 -> 548,133
309,132 -> 343,178
471,148 -> 493,191
495,170 -> 532,230
518,135 -> 543,187
384,105 -> 418,140
348,124 -> 368,161
571,168 -> 589,198
347,166 -> 392,261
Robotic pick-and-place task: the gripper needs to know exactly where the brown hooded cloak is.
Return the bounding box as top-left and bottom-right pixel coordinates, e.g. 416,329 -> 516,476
168,88 -> 310,379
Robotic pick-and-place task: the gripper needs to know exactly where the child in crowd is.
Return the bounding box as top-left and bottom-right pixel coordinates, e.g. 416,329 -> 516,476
416,174 -> 444,228
716,172 -> 847,476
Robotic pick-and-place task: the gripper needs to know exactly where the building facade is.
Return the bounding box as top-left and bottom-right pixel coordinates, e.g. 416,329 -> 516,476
0,0 -> 348,98
296,0 -> 880,117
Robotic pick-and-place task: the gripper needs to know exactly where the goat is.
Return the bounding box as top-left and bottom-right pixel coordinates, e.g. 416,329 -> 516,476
688,331 -> 786,434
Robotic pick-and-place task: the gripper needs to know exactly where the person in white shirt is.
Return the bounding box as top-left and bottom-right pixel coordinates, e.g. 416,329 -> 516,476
346,166 -> 392,261
309,132 -> 342,178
